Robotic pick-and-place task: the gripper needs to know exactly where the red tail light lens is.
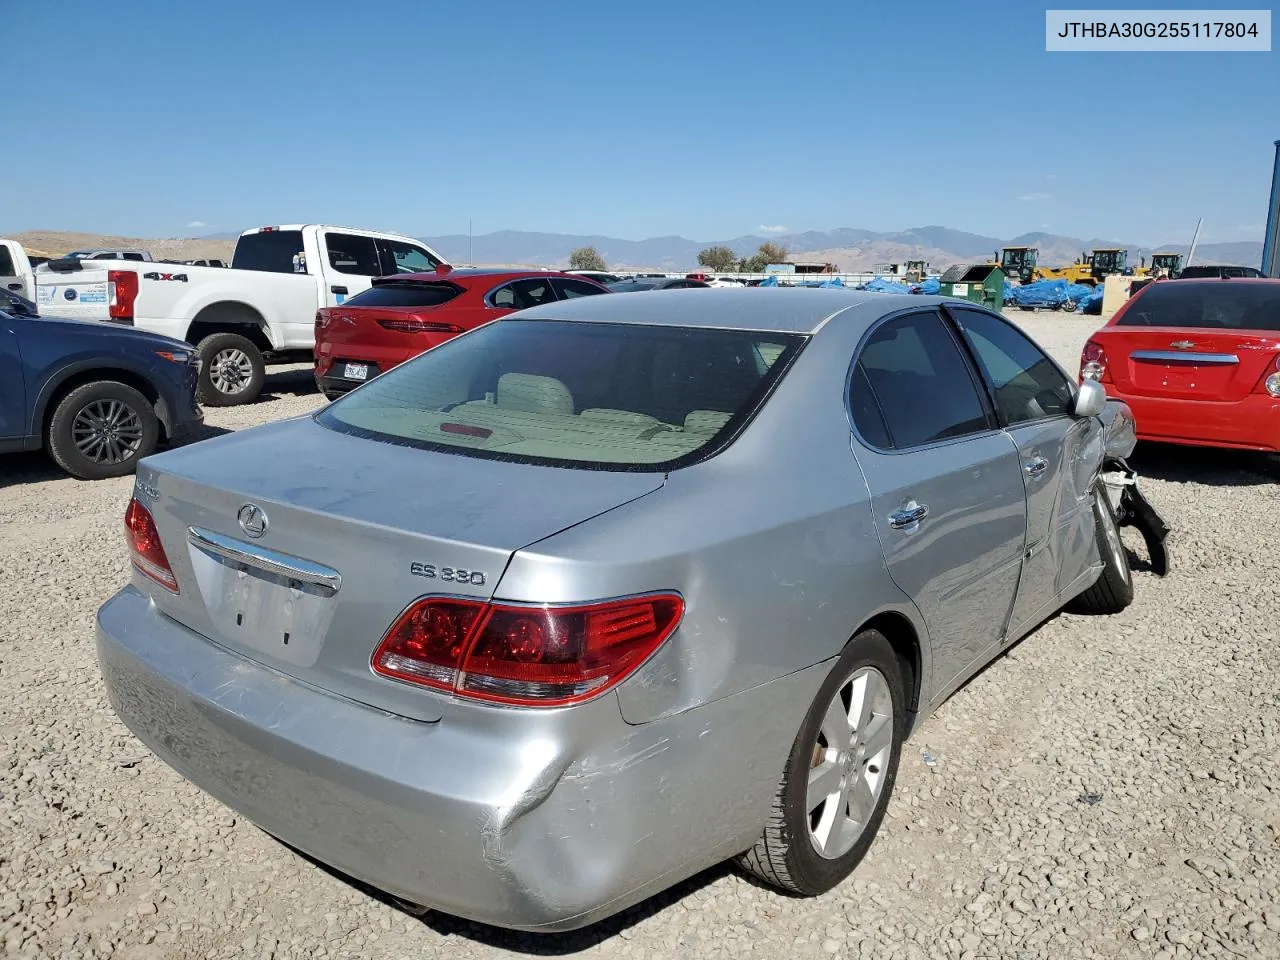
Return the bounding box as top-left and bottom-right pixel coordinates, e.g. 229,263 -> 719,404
107,270 -> 139,322
124,498 -> 178,593
372,594 -> 684,706
377,319 -> 464,334
1080,340 -> 1109,382
372,598 -> 485,691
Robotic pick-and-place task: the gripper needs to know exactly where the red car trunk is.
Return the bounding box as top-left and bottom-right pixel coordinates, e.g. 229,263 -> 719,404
314,270 -> 608,397
1082,279 -> 1280,451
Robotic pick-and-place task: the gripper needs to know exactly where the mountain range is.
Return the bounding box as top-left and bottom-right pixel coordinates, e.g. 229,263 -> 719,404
413,225 -> 1264,272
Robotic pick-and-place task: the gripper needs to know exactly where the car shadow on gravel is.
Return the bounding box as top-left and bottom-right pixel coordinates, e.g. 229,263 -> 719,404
1127,442 -> 1279,487
258,366 -> 321,400
274,836 -> 733,953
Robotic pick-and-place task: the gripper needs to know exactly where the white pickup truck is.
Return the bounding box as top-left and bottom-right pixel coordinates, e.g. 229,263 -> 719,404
23,225 -> 448,405
0,238 -> 38,300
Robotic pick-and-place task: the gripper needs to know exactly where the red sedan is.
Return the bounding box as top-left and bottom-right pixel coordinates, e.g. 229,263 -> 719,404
314,267 -> 609,398
1080,278 -> 1280,452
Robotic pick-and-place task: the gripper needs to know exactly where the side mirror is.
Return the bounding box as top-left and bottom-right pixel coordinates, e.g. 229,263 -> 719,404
1073,378 -> 1107,418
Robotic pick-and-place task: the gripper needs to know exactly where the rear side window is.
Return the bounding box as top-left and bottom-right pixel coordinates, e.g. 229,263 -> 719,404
551,278 -> 608,300
232,230 -> 306,273
326,233 -> 382,276
343,281 -> 462,309
1117,282 -> 1280,331
855,311 -> 990,448
317,320 -> 805,470
489,278 -> 558,309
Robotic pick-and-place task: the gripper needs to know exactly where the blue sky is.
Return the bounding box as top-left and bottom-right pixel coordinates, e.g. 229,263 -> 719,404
3,0 -> 1276,245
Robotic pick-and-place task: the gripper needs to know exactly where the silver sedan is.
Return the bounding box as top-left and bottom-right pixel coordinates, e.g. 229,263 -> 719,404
96,289 -> 1168,932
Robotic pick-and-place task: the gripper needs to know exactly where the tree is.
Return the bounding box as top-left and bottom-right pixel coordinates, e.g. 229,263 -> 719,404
757,241 -> 789,265
697,245 -> 738,272
568,246 -> 607,271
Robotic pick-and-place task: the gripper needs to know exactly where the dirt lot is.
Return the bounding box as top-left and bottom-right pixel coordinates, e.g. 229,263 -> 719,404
2,314 -> 1278,960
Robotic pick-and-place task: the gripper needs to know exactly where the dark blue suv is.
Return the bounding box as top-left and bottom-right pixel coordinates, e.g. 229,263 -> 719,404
0,289 -> 204,480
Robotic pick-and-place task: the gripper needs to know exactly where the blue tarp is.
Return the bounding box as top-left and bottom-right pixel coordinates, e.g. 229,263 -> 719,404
758,275 -> 778,287
915,277 -> 941,295
1005,279 -> 1095,308
1080,285 -> 1105,314
861,277 -> 914,294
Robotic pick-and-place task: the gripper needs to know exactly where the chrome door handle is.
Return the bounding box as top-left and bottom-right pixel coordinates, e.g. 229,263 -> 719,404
888,502 -> 929,530
1024,456 -> 1049,479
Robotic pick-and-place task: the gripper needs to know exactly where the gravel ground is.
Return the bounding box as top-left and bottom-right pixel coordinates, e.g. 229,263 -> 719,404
2,321 -> 1279,960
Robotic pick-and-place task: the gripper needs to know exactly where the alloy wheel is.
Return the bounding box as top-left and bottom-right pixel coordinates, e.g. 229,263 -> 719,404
71,399 -> 144,465
806,666 -> 894,859
211,347 -> 253,395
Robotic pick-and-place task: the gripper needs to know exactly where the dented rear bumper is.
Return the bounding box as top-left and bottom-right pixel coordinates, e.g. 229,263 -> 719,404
96,585 -> 822,931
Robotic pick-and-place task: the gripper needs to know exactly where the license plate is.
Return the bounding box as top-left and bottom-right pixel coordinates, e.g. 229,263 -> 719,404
343,362 -> 369,381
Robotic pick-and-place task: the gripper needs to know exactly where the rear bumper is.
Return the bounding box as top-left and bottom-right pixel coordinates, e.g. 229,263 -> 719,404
1110,390 -> 1280,453
96,585 -> 818,931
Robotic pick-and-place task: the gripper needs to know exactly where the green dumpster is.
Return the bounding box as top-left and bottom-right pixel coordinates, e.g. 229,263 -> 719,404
939,264 -> 1005,310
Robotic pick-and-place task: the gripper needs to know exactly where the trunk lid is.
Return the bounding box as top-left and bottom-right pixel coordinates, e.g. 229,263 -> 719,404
1100,326 -> 1280,402
134,416 -> 664,721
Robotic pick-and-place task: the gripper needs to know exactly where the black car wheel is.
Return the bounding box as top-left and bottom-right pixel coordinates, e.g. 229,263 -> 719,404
196,332 -> 266,406
736,629 -> 905,895
47,381 -> 159,480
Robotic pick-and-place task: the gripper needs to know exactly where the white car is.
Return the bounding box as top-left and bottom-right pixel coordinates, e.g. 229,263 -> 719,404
31,226 -> 448,406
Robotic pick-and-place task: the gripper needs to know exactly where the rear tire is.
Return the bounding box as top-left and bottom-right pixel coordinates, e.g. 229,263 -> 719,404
736,630 -> 904,895
1070,483 -> 1134,614
196,332 -> 266,406
47,381 -> 159,480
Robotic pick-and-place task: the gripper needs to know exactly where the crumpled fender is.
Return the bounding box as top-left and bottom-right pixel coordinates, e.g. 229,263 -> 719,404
1099,456 -> 1171,577
1097,398 -> 1138,459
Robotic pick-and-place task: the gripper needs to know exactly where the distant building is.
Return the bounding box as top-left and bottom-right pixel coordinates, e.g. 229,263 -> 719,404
765,261 -> 836,275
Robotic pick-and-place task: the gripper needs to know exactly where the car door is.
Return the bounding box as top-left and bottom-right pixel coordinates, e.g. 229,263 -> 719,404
947,306 -> 1098,638
321,232 -> 383,307
0,243 -> 27,297
848,309 -> 1028,694
0,311 -> 27,442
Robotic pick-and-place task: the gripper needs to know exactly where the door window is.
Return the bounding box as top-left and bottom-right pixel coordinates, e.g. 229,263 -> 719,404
853,311 -> 990,448
551,278 -> 609,300
951,309 -> 1074,424
377,239 -> 442,275
325,233 -> 382,276
0,247 -> 15,275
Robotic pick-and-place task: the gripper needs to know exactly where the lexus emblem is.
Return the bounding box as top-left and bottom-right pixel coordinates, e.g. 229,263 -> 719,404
237,504 -> 268,539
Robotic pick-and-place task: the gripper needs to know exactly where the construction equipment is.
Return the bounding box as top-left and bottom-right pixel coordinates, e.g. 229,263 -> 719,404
1037,248 -> 1129,287
992,246 -> 1038,283
1145,252 -> 1183,278
904,259 -> 930,283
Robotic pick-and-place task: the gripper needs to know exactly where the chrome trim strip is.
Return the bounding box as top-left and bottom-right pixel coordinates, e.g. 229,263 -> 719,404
187,526 -> 342,594
1130,350 -> 1239,365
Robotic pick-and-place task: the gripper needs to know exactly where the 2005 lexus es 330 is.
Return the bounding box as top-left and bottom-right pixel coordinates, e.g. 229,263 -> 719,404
97,289 -> 1169,932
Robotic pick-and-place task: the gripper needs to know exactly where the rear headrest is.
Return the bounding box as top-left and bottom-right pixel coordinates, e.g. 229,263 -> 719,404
495,373 -> 574,415
684,410 -> 732,434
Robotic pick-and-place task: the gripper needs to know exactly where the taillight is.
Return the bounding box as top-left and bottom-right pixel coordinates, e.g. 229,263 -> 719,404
1261,355 -> 1280,397
377,319 -> 464,334
314,311 -> 326,333
124,498 -> 178,593
108,270 -> 138,322
1081,340 -> 1109,382
372,594 -> 685,706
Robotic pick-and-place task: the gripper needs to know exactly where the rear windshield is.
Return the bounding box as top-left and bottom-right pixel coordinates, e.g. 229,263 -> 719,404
232,231 -> 306,273
343,281 -> 462,309
1118,281 -> 1280,331
317,319 -> 804,470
